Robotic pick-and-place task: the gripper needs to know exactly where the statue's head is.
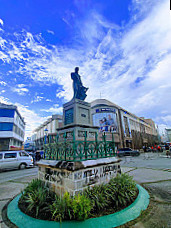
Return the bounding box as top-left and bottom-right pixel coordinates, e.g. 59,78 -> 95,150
75,67 -> 79,73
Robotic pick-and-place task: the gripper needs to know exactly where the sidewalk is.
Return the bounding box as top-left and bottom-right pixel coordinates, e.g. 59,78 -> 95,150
121,166 -> 171,228
0,175 -> 37,228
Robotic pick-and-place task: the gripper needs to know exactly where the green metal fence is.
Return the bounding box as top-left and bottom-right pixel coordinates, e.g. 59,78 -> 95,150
43,131 -> 116,161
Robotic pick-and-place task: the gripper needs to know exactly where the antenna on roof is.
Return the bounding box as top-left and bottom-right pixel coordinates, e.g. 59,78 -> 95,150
100,92 -> 102,99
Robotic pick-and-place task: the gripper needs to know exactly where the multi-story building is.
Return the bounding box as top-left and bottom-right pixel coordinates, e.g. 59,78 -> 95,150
91,99 -> 159,149
165,129 -> 171,142
0,103 -> 25,150
33,114 -> 62,150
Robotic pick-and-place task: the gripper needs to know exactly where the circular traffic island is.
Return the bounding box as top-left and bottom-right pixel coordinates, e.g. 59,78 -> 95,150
7,173 -> 150,228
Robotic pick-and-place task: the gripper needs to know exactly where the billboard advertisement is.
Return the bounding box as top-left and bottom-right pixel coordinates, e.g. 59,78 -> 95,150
93,112 -> 118,133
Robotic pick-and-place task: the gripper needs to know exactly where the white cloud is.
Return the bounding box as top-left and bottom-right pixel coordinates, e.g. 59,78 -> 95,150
0,19 -> 3,26
161,115 -> 171,124
0,90 -> 6,95
47,30 -> 54,35
15,103 -> 48,139
12,84 -> 29,96
17,84 -> 26,88
31,95 -> 44,103
41,104 -> 63,114
0,51 -> 9,62
0,81 -> 7,86
46,99 -> 52,102
0,96 -> 10,104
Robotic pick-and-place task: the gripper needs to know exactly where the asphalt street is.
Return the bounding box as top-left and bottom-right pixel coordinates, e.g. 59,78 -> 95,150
120,152 -> 171,170
0,167 -> 38,184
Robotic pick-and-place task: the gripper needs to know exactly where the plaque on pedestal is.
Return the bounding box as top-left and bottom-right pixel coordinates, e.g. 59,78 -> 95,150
63,99 -> 92,127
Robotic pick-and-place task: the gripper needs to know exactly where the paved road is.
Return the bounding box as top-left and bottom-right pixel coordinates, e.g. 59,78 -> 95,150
0,167 -> 38,184
120,152 -> 171,170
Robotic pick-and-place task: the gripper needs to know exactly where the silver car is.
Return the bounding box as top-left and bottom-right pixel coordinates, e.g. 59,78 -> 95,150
0,151 -> 33,171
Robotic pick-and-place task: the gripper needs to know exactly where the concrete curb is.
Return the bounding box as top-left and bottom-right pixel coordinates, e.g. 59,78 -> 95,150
7,184 -> 149,228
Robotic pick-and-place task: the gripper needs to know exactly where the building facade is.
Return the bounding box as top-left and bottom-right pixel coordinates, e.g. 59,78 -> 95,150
33,114 -> 62,150
0,103 -> 25,150
91,99 -> 122,148
91,99 -> 159,149
165,129 -> 171,142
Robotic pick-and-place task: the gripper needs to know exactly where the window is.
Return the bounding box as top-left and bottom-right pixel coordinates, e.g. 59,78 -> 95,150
123,116 -> 130,137
4,153 -> 17,158
0,154 -> 2,159
0,123 -> 13,131
0,109 -> 15,118
19,152 -> 29,157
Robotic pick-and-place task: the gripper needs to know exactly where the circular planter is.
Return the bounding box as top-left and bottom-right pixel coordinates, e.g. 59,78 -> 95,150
7,184 -> 149,228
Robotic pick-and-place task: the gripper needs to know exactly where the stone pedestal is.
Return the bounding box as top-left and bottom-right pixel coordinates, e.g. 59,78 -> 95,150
58,98 -> 99,140
63,99 -> 92,126
38,157 -> 121,196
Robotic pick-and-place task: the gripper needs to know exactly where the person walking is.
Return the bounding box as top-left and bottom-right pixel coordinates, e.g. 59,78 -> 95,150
151,146 -> 154,152
165,144 -> 169,158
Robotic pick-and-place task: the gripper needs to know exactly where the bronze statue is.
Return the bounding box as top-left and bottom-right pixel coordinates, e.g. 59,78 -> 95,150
71,67 -> 88,100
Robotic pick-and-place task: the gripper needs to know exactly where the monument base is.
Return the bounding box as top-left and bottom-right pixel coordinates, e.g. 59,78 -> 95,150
38,157 -> 121,196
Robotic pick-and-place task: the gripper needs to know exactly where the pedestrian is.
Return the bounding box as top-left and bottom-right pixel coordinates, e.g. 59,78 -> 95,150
165,144 -> 169,158
157,145 -> 161,152
32,152 -> 36,165
151,146 -> 154,152
35,151 -> 41,161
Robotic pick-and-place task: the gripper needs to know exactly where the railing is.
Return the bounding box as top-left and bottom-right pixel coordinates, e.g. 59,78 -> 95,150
43,131 -> 116,161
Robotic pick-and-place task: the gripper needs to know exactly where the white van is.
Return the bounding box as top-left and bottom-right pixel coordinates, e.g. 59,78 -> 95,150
0,151 -> 33,171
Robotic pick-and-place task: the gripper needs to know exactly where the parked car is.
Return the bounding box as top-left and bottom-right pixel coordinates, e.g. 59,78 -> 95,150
117,148 -> 140,157
0,151 -> 33,171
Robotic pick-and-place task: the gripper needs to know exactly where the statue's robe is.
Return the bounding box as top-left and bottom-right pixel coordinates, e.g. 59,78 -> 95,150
71,72 -> 87,100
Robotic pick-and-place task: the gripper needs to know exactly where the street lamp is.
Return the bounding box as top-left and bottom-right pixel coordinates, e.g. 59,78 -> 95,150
44,128 -> 48,144
44,128 -> 48,159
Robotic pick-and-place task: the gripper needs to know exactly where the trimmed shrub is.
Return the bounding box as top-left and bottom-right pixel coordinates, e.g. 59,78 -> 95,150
84,184 -> 107,213
50,192 -> 73,221
72,194 -> 92,220
19,179 -> 53,219
105,173 -> 137,209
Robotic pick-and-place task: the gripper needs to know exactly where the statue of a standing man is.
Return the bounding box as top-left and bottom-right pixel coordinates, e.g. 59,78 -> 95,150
71,67 -> 88,101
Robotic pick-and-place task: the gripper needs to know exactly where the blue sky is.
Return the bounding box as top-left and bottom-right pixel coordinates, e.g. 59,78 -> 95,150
0,0 -> 170,138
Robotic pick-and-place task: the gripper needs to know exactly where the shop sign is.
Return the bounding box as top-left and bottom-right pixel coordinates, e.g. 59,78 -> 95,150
96,108 -> 116,113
